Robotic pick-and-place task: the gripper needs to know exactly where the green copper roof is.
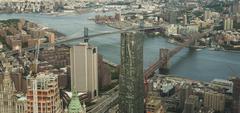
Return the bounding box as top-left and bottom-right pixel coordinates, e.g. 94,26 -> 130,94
68,90 -> 83,113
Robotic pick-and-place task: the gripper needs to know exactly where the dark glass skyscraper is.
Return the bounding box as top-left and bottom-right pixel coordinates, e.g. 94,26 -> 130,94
233,78 -> 240,113
119,32 -> 144,113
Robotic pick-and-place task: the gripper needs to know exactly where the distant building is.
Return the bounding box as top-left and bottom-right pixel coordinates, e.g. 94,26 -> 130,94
183,14 -> 188,25
165,24 -> 178,36
39,45 -> 70,68
119,32 -> 144,113
233,77 -> 240,113
178,25 -> 199,35
160,83 -> 175,97
224,17 -> 234,31
169,10 -> 178,24
204,10 -> 212,21
210,79 -> 233,94
70,43 -> 98,99
233,0 -> 240,15
204,91 -> 225,112
27,72 -> 63,113
0,42 -> 3,49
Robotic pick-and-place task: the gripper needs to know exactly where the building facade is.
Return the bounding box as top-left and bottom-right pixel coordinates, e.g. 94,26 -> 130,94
179,84 -> 192,112
204,91 -> 225,112
119,32 -> 144,113
224,17 -> 233,31
70,43 -> 98,99
0,68 -> 16,113
27,72 -> 62,113
233,78 -> 240,113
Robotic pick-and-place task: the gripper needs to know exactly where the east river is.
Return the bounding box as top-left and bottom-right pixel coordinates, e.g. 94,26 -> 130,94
1,12 -> 240,81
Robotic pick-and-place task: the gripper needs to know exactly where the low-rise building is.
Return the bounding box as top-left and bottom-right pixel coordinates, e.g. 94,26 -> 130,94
146,96 -> 166,113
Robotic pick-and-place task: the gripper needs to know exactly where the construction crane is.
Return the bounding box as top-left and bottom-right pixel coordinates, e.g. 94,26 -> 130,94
28,39 -> 40,113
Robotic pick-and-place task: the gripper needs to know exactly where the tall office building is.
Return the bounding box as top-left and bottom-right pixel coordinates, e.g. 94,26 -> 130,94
204,91 -> 225,112
179,84 -> 192,112
70,43 -> 98,99
182,95 -> 199,113
27,72 -> 62,113
233,77 -> 240,113
224,17 -> 233,30
0,68 -> 16,113
233,0 -> 240,15
119,32 -> 144,113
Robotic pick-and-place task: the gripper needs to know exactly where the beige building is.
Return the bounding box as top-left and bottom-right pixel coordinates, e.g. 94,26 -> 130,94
204,91 -> 225,112
70,43 -> 98,99
146,96 -> 166,113
224,17 -> 233,31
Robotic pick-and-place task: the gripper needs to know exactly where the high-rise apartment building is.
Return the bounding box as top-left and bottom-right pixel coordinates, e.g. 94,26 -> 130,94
119,32 -> 144,113
0,68 -> 16,113
204,91 -> 225,112
233,77 -> 240,113
27,72 -> 62,113
224,17 -> 233,30
70,43 -> 98,99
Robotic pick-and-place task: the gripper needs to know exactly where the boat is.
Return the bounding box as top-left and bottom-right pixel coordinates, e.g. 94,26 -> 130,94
168,39 -> 176,44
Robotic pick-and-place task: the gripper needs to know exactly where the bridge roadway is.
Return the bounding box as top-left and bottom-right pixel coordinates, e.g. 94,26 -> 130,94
144,31 -> 209,78
5,25 -> 165,55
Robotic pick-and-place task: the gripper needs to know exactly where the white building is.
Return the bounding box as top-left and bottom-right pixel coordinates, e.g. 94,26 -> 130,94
165,24 -> 178,36
178,25 -> 199,35
0,42 -> 3,49
70,43 -> 98,99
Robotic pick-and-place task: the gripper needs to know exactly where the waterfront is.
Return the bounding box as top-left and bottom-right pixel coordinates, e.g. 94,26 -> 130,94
1,13 -> 240,81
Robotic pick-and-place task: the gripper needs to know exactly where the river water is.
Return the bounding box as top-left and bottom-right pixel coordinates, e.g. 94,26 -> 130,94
1,12 -> 240,81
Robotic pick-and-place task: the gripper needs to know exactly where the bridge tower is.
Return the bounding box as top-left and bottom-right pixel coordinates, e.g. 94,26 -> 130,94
83,27 -> 89,42
190,39 -> 199,50
159,48 -> 170,74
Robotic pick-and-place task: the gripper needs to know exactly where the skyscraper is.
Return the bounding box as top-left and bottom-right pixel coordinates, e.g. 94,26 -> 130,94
233,78 -> 240,113
119,32 -> 144,113
70,43 -> 98,99
0,67 -> 16,113
185,95 -> 200,113
27,72 -> 62,113
179,84 -> 192,112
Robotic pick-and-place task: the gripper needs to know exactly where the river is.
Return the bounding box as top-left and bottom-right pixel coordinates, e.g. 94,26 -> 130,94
0,12 -> 240,81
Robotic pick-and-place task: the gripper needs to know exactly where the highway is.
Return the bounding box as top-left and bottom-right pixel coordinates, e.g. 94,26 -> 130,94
87,86 -> 119,113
